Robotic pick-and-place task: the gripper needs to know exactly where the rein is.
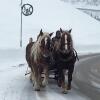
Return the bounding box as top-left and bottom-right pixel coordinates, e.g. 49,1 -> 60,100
73,48 -> 79,61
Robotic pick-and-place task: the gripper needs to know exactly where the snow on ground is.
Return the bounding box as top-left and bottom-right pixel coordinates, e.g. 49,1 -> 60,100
0,49 -> 90,100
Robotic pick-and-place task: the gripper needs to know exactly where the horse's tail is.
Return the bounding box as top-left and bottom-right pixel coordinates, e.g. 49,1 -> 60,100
73,48 -> 79,61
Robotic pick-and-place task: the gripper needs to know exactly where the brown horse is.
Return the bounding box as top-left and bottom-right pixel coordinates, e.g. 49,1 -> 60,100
26,37 -> 34,68
30,29 -> 53,91
52,28 -> 78,93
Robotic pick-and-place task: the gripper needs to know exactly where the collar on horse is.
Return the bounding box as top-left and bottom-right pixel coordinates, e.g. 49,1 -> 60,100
58,48 -> 79,62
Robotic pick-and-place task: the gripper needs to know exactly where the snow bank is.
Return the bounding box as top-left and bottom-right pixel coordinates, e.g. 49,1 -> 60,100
0,48 -> 26,71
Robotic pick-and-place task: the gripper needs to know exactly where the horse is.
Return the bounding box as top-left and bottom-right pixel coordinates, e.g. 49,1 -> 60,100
26,36 -> 42,69
26,37 -> 34,68
30,29 -> 53,91
52,28 -> 79,93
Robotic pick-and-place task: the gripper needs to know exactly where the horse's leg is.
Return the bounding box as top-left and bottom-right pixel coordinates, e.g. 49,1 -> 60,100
42,66 -> 48,87
30,71 -> 32,82
57,68 -> 67,93
67,64 -> 74,90
31,71 -> 35,85
32,65 -> 40,91
57,69 -> 62,87
29,61 -> 33,82
34,72 -> 41,91
30,66 -> 35,85
38,67 -> 42,87
61,69 -> 67,94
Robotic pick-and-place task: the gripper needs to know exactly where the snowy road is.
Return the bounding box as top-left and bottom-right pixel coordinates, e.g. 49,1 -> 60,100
73,54 -> 100,100
0,52 -> 100,100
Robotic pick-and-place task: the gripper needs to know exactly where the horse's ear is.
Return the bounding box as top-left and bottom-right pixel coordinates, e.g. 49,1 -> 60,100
60,28 -> 63,33
40,29 -> 43,36
69,29 -> 72,33
49,32 -> 54,37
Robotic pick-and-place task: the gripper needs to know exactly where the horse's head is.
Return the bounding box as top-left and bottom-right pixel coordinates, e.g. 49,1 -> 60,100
53,28 -> 73,54
60,28 -> 73,54
38,29 -> 53,57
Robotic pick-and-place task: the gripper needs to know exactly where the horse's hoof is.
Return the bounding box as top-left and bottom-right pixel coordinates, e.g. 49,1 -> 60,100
41,83 -> 46,87
67,86 -> 71,90
62,90 -> 68,94
35,88 -> 40,91
41,85 -> 46,88
30,78 -> 32,82
32,83 -> 34,87
42,80 -> 48,87
57,83 -> 61,87
57,80 -> 61,87
41,83 -> 47,87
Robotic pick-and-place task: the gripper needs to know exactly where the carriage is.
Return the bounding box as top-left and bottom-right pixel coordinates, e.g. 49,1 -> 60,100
26,28 -> 79,93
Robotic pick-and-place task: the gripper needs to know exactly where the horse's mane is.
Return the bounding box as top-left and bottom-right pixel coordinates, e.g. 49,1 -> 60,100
31,32 -> 50,61
68,32 -> 73,48
64,30 -> 73,49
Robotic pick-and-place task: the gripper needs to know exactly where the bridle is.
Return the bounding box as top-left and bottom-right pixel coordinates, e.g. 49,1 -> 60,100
40,36 -> 52,59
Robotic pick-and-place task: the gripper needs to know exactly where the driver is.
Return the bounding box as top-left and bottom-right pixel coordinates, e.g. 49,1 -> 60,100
52,30 -> 61,43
